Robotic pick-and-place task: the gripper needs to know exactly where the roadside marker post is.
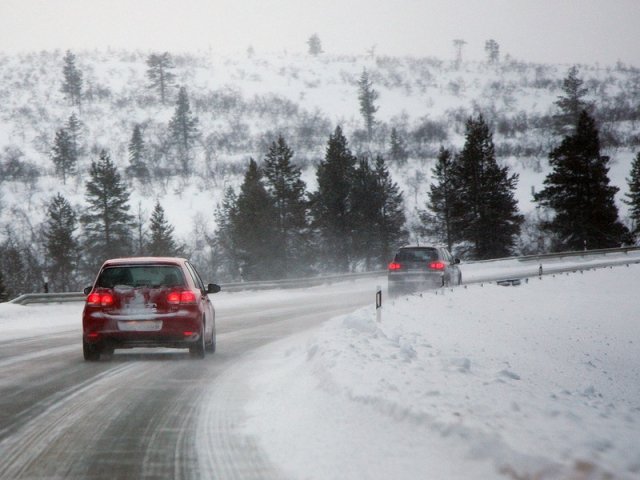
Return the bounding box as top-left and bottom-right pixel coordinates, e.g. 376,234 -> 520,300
376,285 -> 382,323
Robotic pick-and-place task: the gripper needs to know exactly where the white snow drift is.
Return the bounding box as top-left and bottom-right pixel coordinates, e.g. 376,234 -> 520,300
242,265 -> 640,479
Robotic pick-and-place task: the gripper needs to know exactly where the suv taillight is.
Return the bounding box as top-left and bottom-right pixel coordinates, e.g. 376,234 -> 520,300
388,262 -> 402,271
429,261 -> 445,270
167,290 -> 198,305
86,292 -> 114,306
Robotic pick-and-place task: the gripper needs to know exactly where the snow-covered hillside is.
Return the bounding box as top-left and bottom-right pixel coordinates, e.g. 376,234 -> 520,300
241,264 -> 640,479
0,49 -> 638,258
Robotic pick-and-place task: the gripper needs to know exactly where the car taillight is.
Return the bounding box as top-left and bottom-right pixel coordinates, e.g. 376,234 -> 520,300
388,262 -> 402,271
167,290 -> 198,305
429,261 -> 446,270
86,292 -> 114,306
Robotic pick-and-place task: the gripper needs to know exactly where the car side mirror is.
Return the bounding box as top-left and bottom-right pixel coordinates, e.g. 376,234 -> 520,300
454,258 -> 461,265
83,286 -> 93,295
207,284 -> 221,294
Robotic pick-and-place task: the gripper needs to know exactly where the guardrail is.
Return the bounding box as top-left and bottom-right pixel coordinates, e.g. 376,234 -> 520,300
8,270 -> 386,305
8,245 -> 640,305
463,245 -> 640,264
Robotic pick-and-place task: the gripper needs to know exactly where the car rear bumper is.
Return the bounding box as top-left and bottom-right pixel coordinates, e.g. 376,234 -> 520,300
388,272 -> 444,292
83,310 -> 203,350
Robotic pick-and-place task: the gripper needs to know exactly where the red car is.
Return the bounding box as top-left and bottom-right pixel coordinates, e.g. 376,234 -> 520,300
82,257 -> 220,361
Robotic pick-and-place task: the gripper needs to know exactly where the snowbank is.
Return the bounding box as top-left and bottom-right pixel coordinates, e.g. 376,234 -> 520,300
244,265 -> 640,479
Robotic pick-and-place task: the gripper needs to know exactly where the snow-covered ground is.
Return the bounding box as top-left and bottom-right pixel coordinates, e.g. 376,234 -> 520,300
242,264 -> 640,479
2,262 -> 638,478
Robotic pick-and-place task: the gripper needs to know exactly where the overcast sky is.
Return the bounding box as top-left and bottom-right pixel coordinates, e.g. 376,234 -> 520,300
1,0 -> 638,66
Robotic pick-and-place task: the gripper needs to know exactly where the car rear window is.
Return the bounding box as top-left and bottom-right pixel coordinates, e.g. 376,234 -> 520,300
395,248 -> 438,262
96,265 -> 185,288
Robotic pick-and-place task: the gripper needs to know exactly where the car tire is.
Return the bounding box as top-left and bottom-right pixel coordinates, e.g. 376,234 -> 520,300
205,327 -> 216,353
190,325 -> 206,359
83,340 -> 101,361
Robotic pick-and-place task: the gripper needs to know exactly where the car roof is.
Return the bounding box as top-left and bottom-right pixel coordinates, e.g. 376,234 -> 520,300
101,257 -> 188,267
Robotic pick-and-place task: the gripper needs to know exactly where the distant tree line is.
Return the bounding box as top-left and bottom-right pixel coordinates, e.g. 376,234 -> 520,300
2,54 -> 640,300
212,129 -> 407,280
419,67 -> 636,257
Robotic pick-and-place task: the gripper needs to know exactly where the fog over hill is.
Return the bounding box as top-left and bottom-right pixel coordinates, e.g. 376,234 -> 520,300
0,49 -> 638,290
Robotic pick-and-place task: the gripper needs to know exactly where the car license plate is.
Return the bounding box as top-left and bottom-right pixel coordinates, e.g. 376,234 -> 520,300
118,320 -> 162,331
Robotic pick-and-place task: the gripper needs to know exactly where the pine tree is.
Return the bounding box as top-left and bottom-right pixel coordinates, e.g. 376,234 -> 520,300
358,69 -> 379,143
81,150 -> 134,272
311,126 -> 357,271
554,66 -> 589,136
146,52 -> 176,105
421,147 -> 457,251
307,34 -> 323,56
453,39 -> 467,69
51,128 -> 76,184
126,124 -> 150,183
452,115 -> 523,259
484,39 -> 500,64
43,193 -> 79,291
232,159 -> 279,280
624,152 -> 640,239
262,136 -> 309,276
389,127 -> 409,166
169,86 -> 200,174
535,111 -> 630,250
61,50 -> 83,108
147,201 -> 181,256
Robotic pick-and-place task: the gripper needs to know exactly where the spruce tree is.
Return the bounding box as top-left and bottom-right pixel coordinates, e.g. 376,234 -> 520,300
232,159 -> 279,280
169,86 -> 200,174
484,39 -> 500,64
554,66 -> 589,136
213,187 -> 241,280
146,52 -> 176,105
624,152 -> 640,239
81,150 -> 134,272
43,193 -> 79,291
452,115 -> 523,259
311,126 -> 357,271
535,111 -> 630,250
350,158 -> 379,268
0,238 -> 43,299
61,50 -> 83,108
262,136 -> 310,276
147,201 -> 181,256
370,155 -> 407,265
51,128 -> 76,184
66,113 -> 83,159
0,269 -> 7,302
389,127 -> 409,166
126,124 -> 150,183
358,69 -> 379,143
307,34 -> 323,56
421,147 -> 457,251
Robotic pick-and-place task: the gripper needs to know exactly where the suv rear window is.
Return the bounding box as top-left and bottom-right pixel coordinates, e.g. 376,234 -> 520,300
395,248 -> 438,262
96,265 -> 185,288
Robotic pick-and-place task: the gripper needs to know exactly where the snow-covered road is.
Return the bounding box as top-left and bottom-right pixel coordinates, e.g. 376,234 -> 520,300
0,263 -> 638,479
0,278 -> 379,479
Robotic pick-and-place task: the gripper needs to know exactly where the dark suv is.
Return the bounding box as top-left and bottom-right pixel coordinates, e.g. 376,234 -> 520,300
388,246 -> 461,296
82,257 -> 221,360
